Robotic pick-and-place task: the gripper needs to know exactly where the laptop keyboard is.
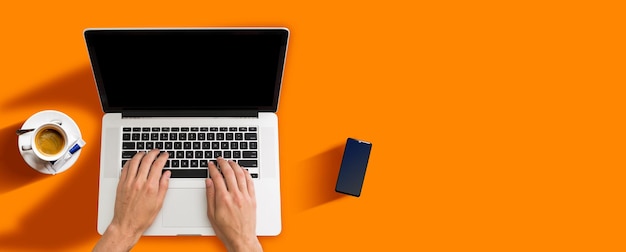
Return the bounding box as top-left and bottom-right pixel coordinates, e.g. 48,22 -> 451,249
121,126 -> 259,178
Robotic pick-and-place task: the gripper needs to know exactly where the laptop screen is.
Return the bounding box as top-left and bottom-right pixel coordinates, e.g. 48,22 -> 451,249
85,28 -> 288,113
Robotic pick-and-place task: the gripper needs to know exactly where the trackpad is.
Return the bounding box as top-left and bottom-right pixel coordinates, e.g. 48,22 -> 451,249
163,189 -> 211,227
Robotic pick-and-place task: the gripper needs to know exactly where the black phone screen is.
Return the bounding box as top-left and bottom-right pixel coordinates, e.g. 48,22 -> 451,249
335,138 -> 372,197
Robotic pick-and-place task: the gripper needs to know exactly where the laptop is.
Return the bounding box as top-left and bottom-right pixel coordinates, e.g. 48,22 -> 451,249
84,28 -> 288,236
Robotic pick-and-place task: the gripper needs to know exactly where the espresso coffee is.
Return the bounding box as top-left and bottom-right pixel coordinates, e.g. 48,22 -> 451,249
34,127 -> 66,156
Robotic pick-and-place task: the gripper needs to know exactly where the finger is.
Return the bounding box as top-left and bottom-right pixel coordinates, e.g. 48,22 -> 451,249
205,178 -> 215,220
157,170 -> 171,205
148,150 -> 169,185
120,157 -> 130,183
137,149 -> 160,180
126,151 -> 146,184
116,160 -> 131,195
229,160 -> 248,193
208,160 -> 227,193
244,169 -> 256,199
217,157 -> 238,192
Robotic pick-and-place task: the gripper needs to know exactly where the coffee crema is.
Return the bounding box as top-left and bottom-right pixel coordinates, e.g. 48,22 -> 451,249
35,128 -> 65,156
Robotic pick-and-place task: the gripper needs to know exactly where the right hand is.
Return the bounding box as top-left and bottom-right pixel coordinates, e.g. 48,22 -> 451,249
206,157 -> 262,252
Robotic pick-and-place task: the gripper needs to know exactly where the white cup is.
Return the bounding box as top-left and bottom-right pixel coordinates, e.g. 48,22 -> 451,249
21,122 -> 69,162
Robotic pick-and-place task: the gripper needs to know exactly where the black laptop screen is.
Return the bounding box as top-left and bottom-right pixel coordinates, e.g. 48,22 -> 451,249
85,29 -> 288,113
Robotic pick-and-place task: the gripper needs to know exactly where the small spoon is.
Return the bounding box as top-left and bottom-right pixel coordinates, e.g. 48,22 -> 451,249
16,128 -> 35,135
16,120 -> 63,136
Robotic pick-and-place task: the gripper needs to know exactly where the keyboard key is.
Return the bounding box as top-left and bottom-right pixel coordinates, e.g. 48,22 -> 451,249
142,133 -> 149,140
171,127 -> 180,132
229,127 -> 237,131
167,151 -> 174,157
240,142 -> 248,149
195,151 -> 203,158
164,169 -> 207,178
165,142 -> 172,149
249,127 -> 257,131
204,151 -> 213,158
188,133 -> 196,140
176,151 -> 184,158
164,160 -> 170,167
186,151 -> 194,158
123,127 -> 131,132
226,133 -> 233,140
251,173 -> 258,178
179,133 -> 187,141
181,160 -> 189,167
174,142 -> 182,149
151,127 -> 160,132
250,142 -> 257,149
181,127 -> 189,132
235,133 -> 243,140
122,133 -> 131,141
183,142 -> 191,149
155,142 -> 163,149
193,142 -> 201,149
161,127 -> 170,132
202,142 -> 211,149
146,142 -> 154,149
219,127 -> 228,132
137,142 -> 145,149
238,160 -> 257,167
223,151 -> 231,158
233,151 -> 241,158
132,133 -> 140,141
212,142 -> 220,149
142,127 -> 150,132
208,133 -> 215,140
198,133 -> 206,140
238,127 -> 247,132
132,127 -> 141,132
216,133 -> 224,140
170,133 -> 178,140
231,142 -> 238,149
160,133 -> 168,140
190,160 -> 199,167
243,151 -> 257,158
214,151 -> 222,157
122,151 -> 137,158
200,127 -> 208,132
221,142 -> 229,149
244,133 -> 257,140
171,160 -> 180,167
210,127 -> 218,132
200,160 -> 208,167
191,127 -> 199,132
151,133 -> 158,140
122,159 -> 129,167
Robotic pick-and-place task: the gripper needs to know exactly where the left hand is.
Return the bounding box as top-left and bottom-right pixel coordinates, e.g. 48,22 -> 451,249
112,149 -> 171,235
94,149 -> 170,252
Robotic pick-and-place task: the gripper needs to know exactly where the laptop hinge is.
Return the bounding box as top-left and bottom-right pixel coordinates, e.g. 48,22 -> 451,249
121,110 -> 258,118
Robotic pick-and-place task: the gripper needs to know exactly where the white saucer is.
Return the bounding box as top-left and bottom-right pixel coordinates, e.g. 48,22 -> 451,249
17,110 -> 83,175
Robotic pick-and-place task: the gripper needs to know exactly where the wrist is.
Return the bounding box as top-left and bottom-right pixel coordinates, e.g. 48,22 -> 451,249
229,237 -> 262,252
94,223 -> 142,252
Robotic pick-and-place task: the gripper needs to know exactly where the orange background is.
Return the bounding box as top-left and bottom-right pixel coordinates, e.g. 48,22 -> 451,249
0,0 -> 624,251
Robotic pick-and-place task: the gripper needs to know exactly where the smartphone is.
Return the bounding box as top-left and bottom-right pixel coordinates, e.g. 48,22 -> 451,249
335,138 -> 373,197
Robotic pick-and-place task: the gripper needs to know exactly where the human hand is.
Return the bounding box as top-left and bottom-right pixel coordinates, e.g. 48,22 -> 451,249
206,157 -> 262,252
94,149 -> 171,252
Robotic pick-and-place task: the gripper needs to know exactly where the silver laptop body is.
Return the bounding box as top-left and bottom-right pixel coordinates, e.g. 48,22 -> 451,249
85,27 -> 288,236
